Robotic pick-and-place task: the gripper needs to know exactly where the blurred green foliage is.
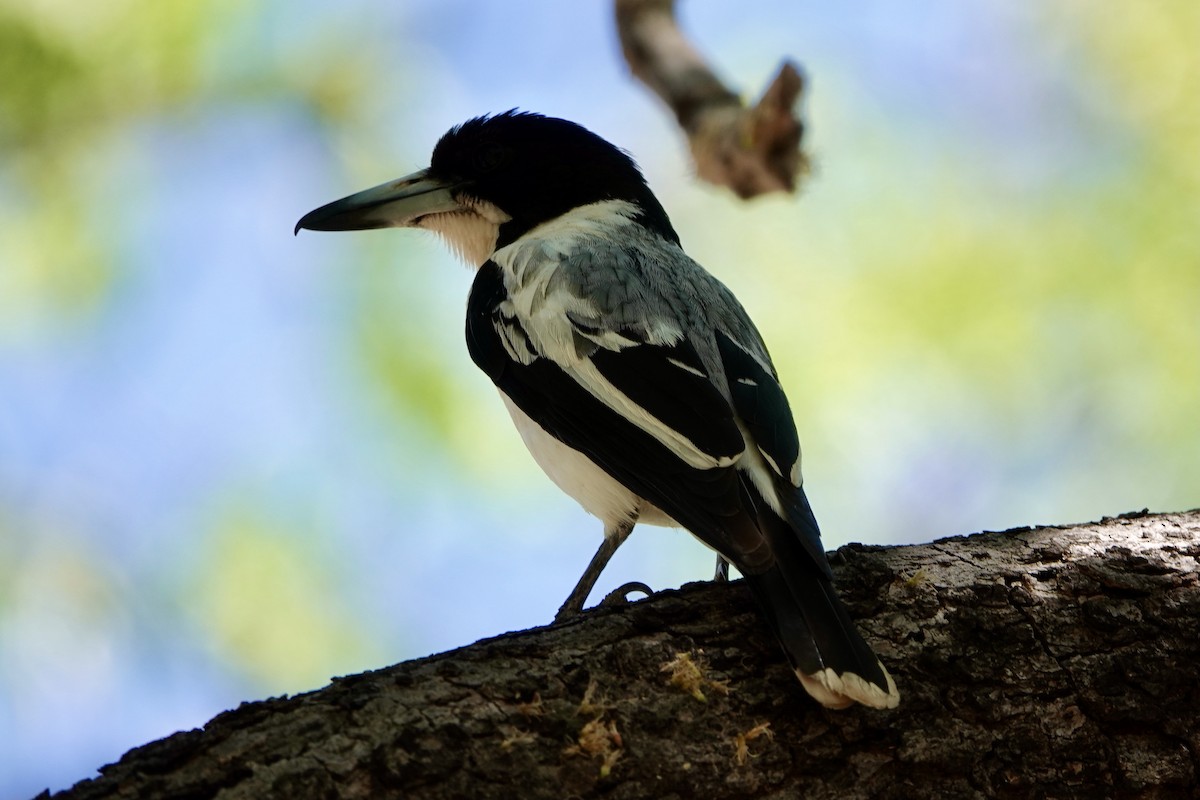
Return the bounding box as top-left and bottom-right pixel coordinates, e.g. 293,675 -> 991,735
191,505 -> 379,688
0,0 -> 389,328
1,1 -> 226,321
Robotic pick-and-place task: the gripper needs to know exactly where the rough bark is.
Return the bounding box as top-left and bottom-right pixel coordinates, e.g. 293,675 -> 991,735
45,509 -> 1200,800
614,0 -> 808,198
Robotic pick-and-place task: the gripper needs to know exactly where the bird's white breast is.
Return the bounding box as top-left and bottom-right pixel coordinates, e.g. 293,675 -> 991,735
499,392 -> 675,531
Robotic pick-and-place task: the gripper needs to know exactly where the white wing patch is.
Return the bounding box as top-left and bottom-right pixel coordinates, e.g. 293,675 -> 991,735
571,321 -> 641,352
490,201 -> 740,472
490,297 -> 536,365
667,357 -> 706,378
566,359 -> 737,471
734,420 -> 786,518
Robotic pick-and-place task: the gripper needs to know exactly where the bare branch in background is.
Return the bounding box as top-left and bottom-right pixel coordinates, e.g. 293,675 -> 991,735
615,0 -> 808,198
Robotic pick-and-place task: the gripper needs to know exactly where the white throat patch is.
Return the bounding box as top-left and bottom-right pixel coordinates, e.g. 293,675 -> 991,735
418,196 -> 511,268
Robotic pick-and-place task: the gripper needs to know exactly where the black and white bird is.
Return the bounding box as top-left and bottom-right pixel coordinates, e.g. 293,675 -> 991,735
296,111 -> 899,710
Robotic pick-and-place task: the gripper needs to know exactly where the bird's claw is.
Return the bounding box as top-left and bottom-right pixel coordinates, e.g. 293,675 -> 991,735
599,581 -> 654,608
552,581 -> 652,623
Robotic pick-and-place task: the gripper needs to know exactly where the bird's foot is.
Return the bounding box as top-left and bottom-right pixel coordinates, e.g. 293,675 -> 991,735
553,581 -> 653,622
599,581 -> 654,608
553,519 -> 637,624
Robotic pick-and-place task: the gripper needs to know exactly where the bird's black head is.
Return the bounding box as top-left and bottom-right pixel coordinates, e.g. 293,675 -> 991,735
296,111 -> 678,263
428,111 -> 678,247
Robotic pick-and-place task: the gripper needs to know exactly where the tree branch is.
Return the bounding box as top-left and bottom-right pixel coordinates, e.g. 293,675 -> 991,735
45,510 -> 1200,799
614,0 -> 808,198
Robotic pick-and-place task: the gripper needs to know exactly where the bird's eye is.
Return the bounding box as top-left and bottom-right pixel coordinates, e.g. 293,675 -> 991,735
476,143 -> 511,172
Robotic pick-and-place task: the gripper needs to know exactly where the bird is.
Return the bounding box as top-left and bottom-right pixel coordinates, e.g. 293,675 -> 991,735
296,111 -> 899,710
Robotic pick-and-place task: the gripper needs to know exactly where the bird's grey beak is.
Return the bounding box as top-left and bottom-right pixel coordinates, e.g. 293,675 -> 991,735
294,168 -> 465,235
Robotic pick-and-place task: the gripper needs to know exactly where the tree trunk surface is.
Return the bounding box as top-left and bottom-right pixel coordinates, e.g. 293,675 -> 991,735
45,510 -> 1200,800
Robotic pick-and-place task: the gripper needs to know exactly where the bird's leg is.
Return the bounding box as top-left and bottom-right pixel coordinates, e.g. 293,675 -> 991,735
554,516 -> 636,623
713,555 -> 730,582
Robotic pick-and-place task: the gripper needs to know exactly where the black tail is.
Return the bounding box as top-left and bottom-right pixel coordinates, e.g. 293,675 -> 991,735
740,483 -> 900,709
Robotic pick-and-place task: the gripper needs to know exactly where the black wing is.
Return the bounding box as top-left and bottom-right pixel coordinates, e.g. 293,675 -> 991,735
466,261 -> 769,564
715,329 -> 831,578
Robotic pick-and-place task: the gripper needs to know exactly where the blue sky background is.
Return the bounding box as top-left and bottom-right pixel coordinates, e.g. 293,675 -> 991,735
1,1 -> 1197,796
